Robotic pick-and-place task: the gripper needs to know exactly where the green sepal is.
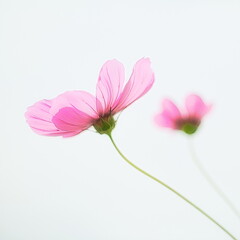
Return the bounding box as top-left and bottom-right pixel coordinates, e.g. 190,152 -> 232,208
181,122 -> 198,135
93,115 -> 116,135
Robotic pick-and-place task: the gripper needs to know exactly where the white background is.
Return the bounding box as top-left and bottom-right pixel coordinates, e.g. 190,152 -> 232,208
0,0 -> 240,239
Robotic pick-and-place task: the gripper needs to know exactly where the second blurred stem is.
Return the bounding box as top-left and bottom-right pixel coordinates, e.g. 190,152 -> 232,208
188,138 -> 240,221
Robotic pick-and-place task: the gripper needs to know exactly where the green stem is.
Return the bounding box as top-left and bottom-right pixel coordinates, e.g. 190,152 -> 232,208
108,134 -> 238,240
188,139 -> 240,221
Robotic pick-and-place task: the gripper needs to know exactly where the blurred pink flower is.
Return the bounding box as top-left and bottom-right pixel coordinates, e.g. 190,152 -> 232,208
25,58 -> 154,137
154,94 -> 211,134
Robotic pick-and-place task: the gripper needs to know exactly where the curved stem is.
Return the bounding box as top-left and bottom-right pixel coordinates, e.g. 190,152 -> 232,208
188,138 -> 240,221
108,134 -> 238,240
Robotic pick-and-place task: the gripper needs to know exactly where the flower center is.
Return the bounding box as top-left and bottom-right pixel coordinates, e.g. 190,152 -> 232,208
176,118 -> 200,135
93,114 -> 116,135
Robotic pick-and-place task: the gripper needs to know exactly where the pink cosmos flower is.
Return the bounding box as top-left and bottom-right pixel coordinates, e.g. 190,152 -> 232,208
25,58 -> 154,137
154,94 -> 211,134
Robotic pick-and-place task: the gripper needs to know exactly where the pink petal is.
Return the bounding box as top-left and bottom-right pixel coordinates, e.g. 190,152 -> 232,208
113,58 -> 154,113
25,99 -> 76,137
162,99 -> 181,119
185,94 -> 211,119
49,91 -> 99,133
154,112 -> 177,129
52,107 -> 94,132
154,99 -> 181,129
96,59 -> 125,115
50,91 -> 99,118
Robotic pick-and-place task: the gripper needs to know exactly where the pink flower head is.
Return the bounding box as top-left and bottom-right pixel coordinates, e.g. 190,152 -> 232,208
25,58 -> 154,137
154,94 -> 211,134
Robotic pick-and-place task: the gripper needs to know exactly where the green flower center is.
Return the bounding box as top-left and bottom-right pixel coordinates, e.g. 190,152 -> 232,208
176,118 -> 200,135
93,115 -> 116,135
181,122 -> 198,134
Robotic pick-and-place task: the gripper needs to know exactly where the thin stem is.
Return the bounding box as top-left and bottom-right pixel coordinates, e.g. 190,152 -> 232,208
188,138 -> 240,221
108,134 -> 238,240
